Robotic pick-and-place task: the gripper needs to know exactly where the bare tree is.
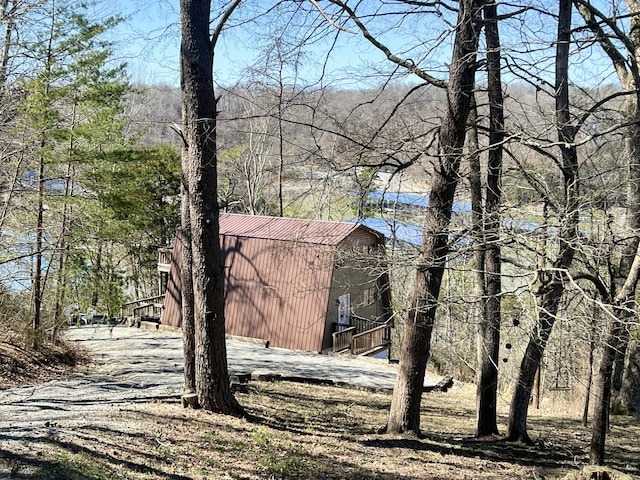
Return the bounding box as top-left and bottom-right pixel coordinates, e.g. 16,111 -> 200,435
506,0 -> 581,443
571,0 -> 640,462
474,0 -> 505,437
385,0 -> 485,434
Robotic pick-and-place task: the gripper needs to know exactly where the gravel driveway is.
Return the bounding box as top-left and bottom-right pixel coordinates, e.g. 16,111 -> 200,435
0,325 -> 441,442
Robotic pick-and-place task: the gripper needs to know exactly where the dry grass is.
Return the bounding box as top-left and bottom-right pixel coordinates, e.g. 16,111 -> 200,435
1,378 -> 638,480
0,338 -> 88,390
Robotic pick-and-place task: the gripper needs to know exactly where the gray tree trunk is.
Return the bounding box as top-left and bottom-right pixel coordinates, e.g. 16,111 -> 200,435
574,0 -> 640,463
619,337 -> 640,415
590,113 -> 640,463
386,0 -> 484,435
507,0 -> 579,442
180,216 -> 196,396
179,0 -> 242,415
475,0 -> 504,438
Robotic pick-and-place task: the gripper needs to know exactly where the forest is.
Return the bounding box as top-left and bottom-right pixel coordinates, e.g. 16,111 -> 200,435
0,0 -> 639,476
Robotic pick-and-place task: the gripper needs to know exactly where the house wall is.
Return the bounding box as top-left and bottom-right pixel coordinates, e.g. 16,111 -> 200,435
221,235 -> 333,352
162,240 -> 182,330
320,230 -> 392,351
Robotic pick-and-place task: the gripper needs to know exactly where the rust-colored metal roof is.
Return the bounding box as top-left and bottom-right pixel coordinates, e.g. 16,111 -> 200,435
219,213 -> 376,245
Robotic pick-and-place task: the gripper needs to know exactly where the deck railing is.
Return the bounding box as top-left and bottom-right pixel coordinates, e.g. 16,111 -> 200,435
332,326 -> 356,353
353,317 -> 378,333
121,295 -> 166,322
351,324 -> 391,355
157,248 -> 172,269
332,322 -> 391,356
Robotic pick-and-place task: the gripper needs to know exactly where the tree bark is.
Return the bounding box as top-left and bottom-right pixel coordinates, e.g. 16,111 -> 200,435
574,0 -> 640,462
180,0 -> 242,415
507,293 -> 561,444
33,151 -> 45,348
619,336 -> 640,415
386,0 -> 484,435
507,0 -> 580,442
590,112 -> 640,463
590,252 -> 640,464
180,224 -> 196,396
179,94 -> 196,397
611,118 -> 640,413
475,0 -> 504,437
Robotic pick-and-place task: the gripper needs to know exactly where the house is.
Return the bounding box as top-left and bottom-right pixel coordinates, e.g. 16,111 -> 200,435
160,213 -> 393,354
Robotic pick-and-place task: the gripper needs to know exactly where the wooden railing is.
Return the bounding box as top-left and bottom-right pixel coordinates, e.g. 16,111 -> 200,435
353,317 -> 378,333
121,295 -> 166,322
157,248 -> 173,269
351,324 -> 391,355
332,322 -> 391,356
332,326 -> 356,353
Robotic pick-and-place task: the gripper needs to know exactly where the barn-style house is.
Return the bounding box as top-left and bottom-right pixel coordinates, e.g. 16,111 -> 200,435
160,214 -> 393,355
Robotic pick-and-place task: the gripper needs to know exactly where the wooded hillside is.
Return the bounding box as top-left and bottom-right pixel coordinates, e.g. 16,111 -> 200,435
0,0 -> 638,473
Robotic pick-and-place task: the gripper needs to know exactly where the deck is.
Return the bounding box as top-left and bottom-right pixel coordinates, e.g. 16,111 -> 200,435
121,295 -> 165,326
332,321 -> 391,356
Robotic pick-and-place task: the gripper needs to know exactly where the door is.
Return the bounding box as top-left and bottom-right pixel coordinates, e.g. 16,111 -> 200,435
337,294 -> 350,331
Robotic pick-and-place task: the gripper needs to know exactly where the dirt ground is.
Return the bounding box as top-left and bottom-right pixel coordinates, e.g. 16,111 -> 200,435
0,327 -> 638,480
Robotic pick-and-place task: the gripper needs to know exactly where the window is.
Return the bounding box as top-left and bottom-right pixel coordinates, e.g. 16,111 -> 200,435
364,286 -> 377,305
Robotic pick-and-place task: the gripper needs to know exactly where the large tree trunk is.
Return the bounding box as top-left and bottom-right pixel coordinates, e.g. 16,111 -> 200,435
611,118 -> 640,414
179,0 -> 242,415
590,111 -> 640,464
619,337 -> 640,415
507,289 -> 563,443
507,0 -> 579,442
475,0 -> 504,437
590,313 -> 626,464
574,0 -> 640,463
180,107 -> 195,398
386,0 -> 484,435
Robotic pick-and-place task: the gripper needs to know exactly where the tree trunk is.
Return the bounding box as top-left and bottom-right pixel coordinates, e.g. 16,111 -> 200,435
591,310 -> 628,464
574,0 -> 640,462
0,0 -> 15,92
590,112 -> 640,463
53,164 -> 73,342
507,0 -> 579,442
507,296 -> 559,444
611,117 -> 640,413
32,151 -> 45,348
180,0 -> 243,415
475,0 -> 504,437
179,84 -> 195,398
582,330 -> 595,426
180,197 -> 196,396
619,336 -> 640,415
91,244 -> 102,308
386,0 -> 484,435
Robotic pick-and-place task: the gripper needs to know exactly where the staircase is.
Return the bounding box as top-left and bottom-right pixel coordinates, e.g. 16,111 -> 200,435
121,295 -> 165,326
332,321 -> 391,356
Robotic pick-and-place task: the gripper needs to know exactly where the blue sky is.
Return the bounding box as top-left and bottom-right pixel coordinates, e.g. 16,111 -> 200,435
98,0 -> 621,90
99,0 -> 453,88
101,1 -> 181,86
